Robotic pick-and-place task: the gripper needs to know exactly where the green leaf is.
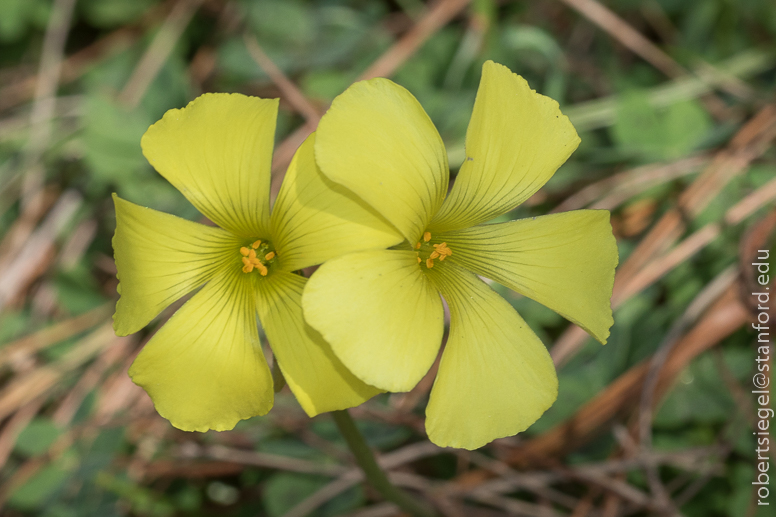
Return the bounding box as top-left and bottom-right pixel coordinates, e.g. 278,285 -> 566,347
611,92 -> 711,160
0,0 -> 49,42
8,464 -> 70,510
82,95 -> 152,186
263,473 -> 327,517
80,0 -> 156,28
15,417 -> 61,457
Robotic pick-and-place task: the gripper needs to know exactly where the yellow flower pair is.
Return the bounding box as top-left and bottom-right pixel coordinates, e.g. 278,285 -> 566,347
113,61 -> 617,449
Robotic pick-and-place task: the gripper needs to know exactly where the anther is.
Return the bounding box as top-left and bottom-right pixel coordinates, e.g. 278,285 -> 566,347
265,251 -> 275,261
240,247 -> 250,256
248,249 -> 257,260
423,231 -> 431,242
417,256 -> 422,264
256,263 -> 268,276
429,251 -> 439,260
426,258 -> 434,268
251,240 -> 261,249
415,242 -> 421,249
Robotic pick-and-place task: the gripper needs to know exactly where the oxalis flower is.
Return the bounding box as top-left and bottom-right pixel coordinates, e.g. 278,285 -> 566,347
113,93 -> 401,432
303,61 -> 618,450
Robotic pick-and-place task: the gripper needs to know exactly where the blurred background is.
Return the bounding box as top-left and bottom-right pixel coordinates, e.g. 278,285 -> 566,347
0,0 -> 775,516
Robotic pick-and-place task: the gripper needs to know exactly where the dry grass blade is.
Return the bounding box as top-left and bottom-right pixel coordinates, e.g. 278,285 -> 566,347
358,0 -> 472,81
0,323 -> 131,422
244,33 -> 322,124
0,396 -> 46,470
20,0 -> 78,207
269,0 -> 472,194
0,190 -> 82,311
282,441 -> 443,517
559,0 -> 684,78
552,104 -> 776,366
553,155 -> 709,213
0,304 -> 111,369
514,285 -> 749,464
118,0 -> 204,108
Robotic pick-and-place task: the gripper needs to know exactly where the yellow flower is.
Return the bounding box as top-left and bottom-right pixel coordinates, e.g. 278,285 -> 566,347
113,93 -> 400,432
303,61 -> 618,449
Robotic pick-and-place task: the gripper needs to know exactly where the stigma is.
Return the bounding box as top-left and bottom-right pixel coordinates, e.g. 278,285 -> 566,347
239,239 -> 277,275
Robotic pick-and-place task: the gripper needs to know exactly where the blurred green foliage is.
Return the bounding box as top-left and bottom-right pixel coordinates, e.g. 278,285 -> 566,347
0,0 -> 774,515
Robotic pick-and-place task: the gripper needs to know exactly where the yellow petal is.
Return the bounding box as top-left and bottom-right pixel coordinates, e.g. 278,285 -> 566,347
271,134 -> 402,272
431,61 -> 580,231
315,78 -> 448,242
128,271 -> 273,432
141,93 -> 277,237
112,194 -> 237,336
438,210 -> 617,344
425,265 -> 558,450
303,250 -> 444,392
256,272 -> 381,416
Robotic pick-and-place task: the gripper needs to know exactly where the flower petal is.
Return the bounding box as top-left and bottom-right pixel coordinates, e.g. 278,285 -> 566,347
438,210 -> 617,344
425,265 -> 557,450
315,78 -> 448,242
271,134 -> 402,272
431,61 -> 580,231
112,194 -> 237,336
128,271 -> 273,432
256,271 -> 381,416
303,250 -> 444,392
141,93 -> 277,237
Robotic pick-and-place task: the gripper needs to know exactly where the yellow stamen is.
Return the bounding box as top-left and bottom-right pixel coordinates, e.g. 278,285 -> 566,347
433,242 -> 453,260
251,240 -> 261,249
423,231 -> 431,242
242,263 -> 254,273
241,257 -> 251,266
417,256 -> 422,263
429,251 -> 440,260
240,247 -> 250,256
426,258 -> 434,268
415,242 -> 421,249
265,251 -> 275,261
248,249 -> 257,260
250,258 -> 262,266
256,263 -> 268,276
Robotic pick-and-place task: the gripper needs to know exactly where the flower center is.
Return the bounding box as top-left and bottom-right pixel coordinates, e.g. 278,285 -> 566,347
415,231 -> 452,269
239,239 -> 277,276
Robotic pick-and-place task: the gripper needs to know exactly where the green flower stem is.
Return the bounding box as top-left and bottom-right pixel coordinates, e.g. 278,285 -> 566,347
331,410 -> 438,517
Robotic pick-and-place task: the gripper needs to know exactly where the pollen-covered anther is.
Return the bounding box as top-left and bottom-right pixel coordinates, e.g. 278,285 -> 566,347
433,242 -> 452,261
426,258 -> 434,269
239,239 -> 274,275
415,242 -> 421,249
423,231 -> 431,242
